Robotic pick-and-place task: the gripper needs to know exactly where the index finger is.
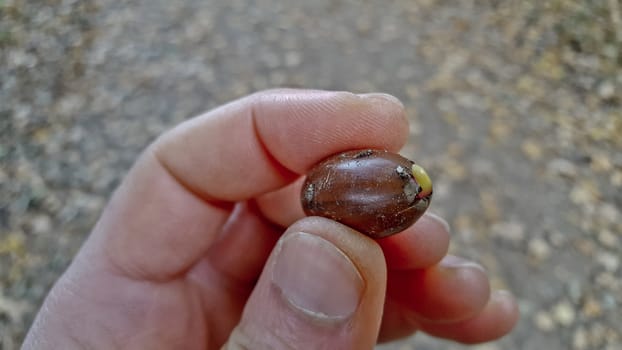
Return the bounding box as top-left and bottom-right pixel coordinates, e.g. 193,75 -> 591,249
90,89 -> 408,280
156,89 -> 408,201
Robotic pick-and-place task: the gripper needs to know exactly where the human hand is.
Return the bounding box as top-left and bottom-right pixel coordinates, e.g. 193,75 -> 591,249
23,90 -> 519,349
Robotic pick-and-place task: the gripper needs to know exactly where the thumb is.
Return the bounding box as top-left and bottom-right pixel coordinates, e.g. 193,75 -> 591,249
224,217 -> 387,350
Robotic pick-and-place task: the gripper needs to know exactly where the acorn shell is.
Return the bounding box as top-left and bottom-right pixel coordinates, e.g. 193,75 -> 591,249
301,149 -> 432,238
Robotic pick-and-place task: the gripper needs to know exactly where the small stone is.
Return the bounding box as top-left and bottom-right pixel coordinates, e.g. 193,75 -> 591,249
443,110 -> 461,128
409,120 -> 422,136
0,232 -> 26,255
573,327 -> 589,350
547,158 -> 577,178
491,221 -> 525,243
521,139 -> 543,160
586,323 -> 608,348
443,158 -> 467,180
355,17 -> 372,34
489,119 -> 511,140
0,291 -> 31,323
597,81 -> 615,99
405,84 -> 419,99
570,181 -> 600,206
55,93 -> 86,116
534,311 -> 555,332
598,203 -> 619,226
611,170 -> 622,187
453,214 -> 473,232
566,279 -> 584,303
552,301 -> 576,326
590,152 -> 613,173
596,252 -> 619,272
598,230 -> 619,248
581,296 -> 603,318
7,49 -> 38,68
528,237 -> 551,262
595,272 -> 620,290
480,191 -> 501,221
574,238 -> 596,257
29,214 -> 53,235
601,293 -> 617,310
32,127 -> 50,144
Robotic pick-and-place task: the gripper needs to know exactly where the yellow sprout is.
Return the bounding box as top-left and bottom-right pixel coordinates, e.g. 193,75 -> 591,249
411,164 -> 432,197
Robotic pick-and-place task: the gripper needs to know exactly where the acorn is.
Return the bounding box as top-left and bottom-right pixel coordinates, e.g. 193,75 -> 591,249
301,149 -> 433,238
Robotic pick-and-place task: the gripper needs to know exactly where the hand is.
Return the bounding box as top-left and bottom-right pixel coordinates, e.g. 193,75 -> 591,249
23,90 -> 519,349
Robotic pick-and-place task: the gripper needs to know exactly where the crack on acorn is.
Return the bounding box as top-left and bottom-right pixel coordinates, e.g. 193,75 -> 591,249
395,165 -> 410,180
304,183 -> 316,209
353,149 -> 374,158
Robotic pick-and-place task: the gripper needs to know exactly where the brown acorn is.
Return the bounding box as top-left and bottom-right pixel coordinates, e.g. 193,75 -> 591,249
301,149 -> 433,238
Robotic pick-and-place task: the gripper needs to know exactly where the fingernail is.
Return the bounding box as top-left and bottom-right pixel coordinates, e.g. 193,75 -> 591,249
426,212 -> 451,233
358,92 -> 404,106
439,255 -> 486,273
272,232 -> 364,322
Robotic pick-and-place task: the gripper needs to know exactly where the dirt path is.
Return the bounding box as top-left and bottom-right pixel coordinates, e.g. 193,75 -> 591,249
1,1 -> 620,349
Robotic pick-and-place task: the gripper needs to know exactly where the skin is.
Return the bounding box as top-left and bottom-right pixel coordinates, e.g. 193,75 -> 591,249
23,89 -> 519,349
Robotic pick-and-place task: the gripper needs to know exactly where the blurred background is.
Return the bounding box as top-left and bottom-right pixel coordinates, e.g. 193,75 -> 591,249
1,0 -> 621,349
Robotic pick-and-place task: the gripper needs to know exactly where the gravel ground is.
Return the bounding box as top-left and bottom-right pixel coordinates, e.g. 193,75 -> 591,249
1,1 -> 621,349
